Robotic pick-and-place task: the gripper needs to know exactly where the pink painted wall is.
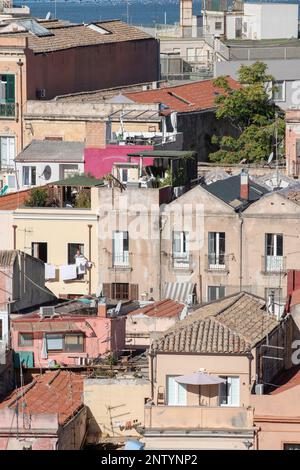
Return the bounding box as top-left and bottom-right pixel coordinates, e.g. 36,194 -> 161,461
286,110 -> 300,176
11,315 -> 125,368
84,145 -> 154,178
251,384 -> 300,449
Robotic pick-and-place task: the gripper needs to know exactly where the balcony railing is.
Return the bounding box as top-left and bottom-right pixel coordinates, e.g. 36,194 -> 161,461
0,102 -> 16,118
144,404 -> 253,431
171,253 -> 193,270
112,251 -> 130,268
262,255 -> 286,274
205,254 -> 229,272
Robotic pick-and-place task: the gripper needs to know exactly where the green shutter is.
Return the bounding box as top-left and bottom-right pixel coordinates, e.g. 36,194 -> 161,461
6,75 -> 15,103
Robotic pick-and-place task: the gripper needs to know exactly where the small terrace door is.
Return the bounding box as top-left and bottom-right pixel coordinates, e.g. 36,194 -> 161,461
166,375 -> 187,406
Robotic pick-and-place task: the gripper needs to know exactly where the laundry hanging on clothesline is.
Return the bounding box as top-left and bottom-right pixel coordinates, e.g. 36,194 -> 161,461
45,264 -> 56,280
60,264 -> 77,281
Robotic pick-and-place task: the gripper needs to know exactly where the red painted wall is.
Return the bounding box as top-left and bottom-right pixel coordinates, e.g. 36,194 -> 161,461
84,145 -> 154,178
25,39 -> 159,100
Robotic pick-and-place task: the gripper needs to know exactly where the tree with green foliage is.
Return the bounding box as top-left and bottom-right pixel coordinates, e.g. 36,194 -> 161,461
25,187 -> 48,207
209,62 -> 285,164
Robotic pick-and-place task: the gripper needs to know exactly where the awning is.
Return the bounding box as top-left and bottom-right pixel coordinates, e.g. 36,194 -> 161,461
163,282 -> 195,303
175,371 -> 226,385
12,321 -> 79,333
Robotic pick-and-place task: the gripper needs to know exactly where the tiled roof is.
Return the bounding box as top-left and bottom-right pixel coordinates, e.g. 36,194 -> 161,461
0,20 -> 153,53
124,77 -> 241,114
270,366 -> 300,395
0,250 -> 18,267
128,299 -> 185,318
152,292 -> 279,354
0,370 -> 83,425
203,174 -> 269,210
0,189 -> 31,210
15,140 -> 84,163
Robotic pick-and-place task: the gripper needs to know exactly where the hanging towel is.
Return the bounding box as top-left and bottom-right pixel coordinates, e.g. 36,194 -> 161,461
75,256 -> 87,275
60,264 -> 77,281
45,264 -> 56,280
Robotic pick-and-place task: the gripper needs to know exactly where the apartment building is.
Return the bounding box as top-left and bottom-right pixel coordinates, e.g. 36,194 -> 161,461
12,176 -> 101,298
142,292 -> 288,450
286,108 -> 300,178
0,17 -> 159,171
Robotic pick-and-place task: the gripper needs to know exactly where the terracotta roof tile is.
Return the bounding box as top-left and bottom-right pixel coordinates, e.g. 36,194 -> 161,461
0,20 -> 152,54
128,299 -> 184,318
0,370 -> 83,425
124,77 -> 241,114
152,292 -> 279,354
270,366 -> 300,395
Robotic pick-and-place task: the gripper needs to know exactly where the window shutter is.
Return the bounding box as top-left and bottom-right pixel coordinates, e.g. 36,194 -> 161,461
129,284 -> 138,301
296,140 -> 300,158
6,75 -> 15,103
102,283 -> 112,299
228,377 -> 240,406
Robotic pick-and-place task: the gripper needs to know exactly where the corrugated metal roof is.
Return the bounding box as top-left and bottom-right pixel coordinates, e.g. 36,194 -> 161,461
128,299 -> 184,318
15,140 -> 84,163
12,320 -> 79,333
50,175 -> 103,187
0,250 -> 18,267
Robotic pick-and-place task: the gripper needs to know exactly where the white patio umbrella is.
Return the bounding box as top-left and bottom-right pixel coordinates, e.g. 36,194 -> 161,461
175,370 -> 226,385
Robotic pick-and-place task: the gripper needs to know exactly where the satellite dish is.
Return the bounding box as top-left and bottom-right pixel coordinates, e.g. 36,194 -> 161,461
42,165 -> 52,181
268,152 -> 274,164
46,12 -> 52,20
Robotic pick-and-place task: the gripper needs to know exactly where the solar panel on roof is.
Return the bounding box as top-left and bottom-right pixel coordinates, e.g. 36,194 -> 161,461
17,19 -> 53,37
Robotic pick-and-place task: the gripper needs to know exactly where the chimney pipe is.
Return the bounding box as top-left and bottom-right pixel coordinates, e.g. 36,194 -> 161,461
98,302 -> 107,318
240,169 -> 249,201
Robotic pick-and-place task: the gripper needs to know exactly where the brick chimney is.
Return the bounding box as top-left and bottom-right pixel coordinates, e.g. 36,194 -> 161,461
98,302 -> 107,318
240,169 -> 249,201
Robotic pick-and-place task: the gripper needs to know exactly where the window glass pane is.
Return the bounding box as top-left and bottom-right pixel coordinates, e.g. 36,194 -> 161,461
68,243 -> 84,264
46,334 -> 63,350
23,167 -> 29,186
167,376 -> 177,405
31,167 -> 36,186
173,231 -> 181,253
19,333 -> 33,347
64,334 -> 84,352
177,382 -> 187,405
277,234 -> 283,256
32,242 -> 48,263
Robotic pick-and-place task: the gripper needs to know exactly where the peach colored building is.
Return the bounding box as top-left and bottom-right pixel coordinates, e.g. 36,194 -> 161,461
286,109 -> 300,177
0,370 -> 87,450
252,367 -> 300,450
10,302 -> 125,369
126,299 -> 186,348
141,292 -> 288,450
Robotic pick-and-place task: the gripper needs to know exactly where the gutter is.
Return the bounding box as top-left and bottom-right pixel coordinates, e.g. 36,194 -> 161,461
239,213 -> 244,291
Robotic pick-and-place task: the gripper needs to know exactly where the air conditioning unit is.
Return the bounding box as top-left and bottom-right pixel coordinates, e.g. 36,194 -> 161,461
255,383 -> 264,395
39,306 -> 55,318
36,88 -> 46,99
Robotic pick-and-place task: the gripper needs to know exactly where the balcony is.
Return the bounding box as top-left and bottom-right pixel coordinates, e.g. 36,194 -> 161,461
111,251 -> 131,271
205,254 -> 229,273
171,253 -> 193,271
144,404 -> 253,431
262,255 -> 286,274
0,102 -> 16,119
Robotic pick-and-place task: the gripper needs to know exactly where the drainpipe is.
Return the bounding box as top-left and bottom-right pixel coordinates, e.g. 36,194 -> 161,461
247,352 -> 254,387
13,225 -> 17,250
17,58 -> 24,151
149,348 -> 155,401
88,224 -> 92,295
239,214 -> 243,291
